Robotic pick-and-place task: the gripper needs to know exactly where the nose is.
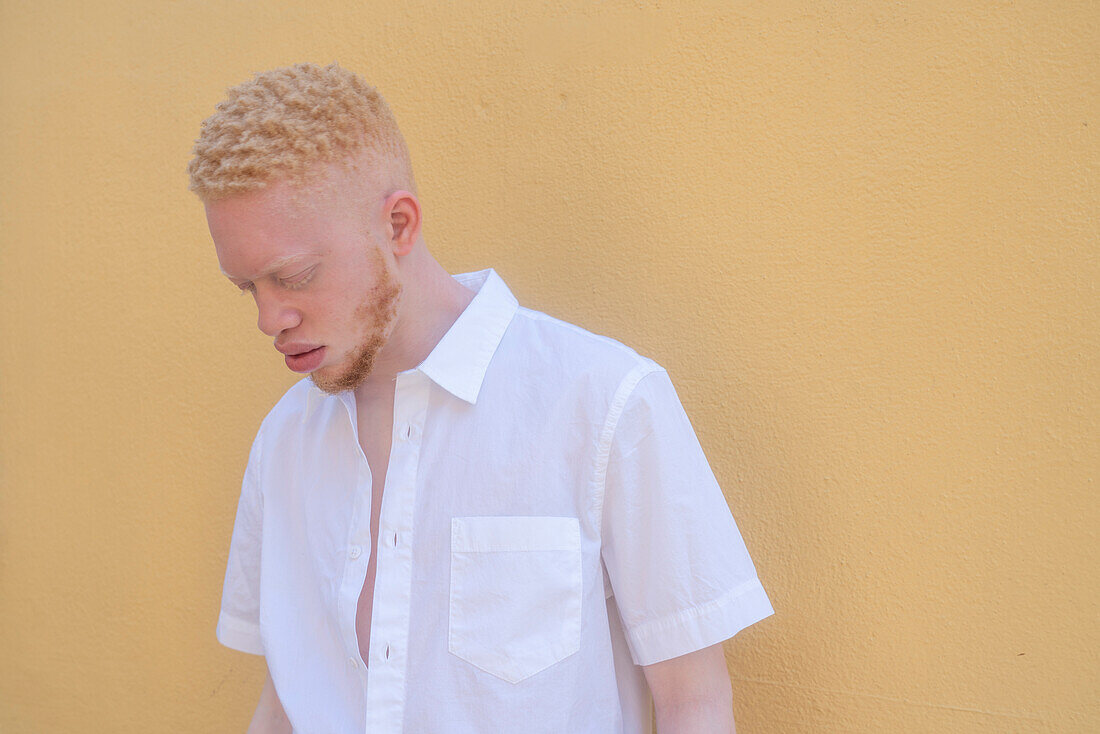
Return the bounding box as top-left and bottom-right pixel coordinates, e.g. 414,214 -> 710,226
254,288 -> 302,337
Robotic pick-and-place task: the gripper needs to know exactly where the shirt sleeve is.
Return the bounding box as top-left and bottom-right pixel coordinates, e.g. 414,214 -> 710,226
599,365 -> 774,666
215,428 -> 266,656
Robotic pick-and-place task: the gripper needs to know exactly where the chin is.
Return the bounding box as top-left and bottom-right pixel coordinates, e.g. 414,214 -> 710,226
307,362 -> 344,393
310,360 -> 370,395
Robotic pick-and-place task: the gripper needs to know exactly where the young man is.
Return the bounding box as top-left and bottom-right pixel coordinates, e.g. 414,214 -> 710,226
190,62 -> 773,734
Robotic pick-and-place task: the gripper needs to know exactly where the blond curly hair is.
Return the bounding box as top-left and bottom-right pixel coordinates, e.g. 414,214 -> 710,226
187,62 -> 416,201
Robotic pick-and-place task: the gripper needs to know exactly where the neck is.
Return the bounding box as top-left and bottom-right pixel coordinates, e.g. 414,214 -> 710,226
353,246 -> 476,403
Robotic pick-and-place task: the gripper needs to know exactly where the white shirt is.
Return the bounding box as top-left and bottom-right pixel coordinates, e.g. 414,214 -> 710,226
216,267 -> 774,734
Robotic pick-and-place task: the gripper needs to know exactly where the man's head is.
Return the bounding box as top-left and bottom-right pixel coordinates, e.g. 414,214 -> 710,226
189,62 -> 420,395
188,61 -> 416,201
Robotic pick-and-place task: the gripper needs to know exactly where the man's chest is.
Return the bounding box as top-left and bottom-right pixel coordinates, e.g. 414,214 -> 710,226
271,382 -> 604,553
259,379 -> 625,676
355,393 -> 396,544
353,398 -> 396,665
357,413 -> 394,489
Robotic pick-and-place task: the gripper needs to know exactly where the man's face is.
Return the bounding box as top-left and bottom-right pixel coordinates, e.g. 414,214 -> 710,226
205,175 -> 404,395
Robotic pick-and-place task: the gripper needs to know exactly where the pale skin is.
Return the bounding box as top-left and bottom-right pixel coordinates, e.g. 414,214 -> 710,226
208,155 -> 738,733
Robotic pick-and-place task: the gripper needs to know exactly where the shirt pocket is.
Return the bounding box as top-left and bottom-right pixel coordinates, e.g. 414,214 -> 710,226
448,516 -> 582,684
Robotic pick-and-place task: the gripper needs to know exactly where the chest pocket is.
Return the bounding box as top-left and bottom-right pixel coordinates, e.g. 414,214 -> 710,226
448,516 -> 582,684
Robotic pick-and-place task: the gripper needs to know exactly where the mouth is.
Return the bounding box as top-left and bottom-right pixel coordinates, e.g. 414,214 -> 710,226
284,346 -> 326,373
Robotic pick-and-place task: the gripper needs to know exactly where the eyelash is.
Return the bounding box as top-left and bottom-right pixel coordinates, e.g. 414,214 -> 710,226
238,269 -> 314,295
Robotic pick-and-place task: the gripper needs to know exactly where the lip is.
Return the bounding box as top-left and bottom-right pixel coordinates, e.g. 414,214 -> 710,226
285,346 -> 325,373
276,342 -> 322,356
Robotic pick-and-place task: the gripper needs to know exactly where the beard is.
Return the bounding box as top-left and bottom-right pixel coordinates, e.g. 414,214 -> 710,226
309,246 -> 403,395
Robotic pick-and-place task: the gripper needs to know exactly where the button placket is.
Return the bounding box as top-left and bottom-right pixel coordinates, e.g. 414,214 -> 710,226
363,370 -> 428,732
339,392 -> 374,684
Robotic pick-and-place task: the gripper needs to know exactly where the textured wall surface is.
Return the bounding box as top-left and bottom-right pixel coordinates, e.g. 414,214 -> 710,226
1,2 -> 1096,732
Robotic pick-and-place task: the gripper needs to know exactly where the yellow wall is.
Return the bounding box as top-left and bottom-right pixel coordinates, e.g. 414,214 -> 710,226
1,2 -> 1095,732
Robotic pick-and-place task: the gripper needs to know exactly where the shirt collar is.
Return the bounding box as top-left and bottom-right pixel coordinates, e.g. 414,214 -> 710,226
306,267 -> 519,410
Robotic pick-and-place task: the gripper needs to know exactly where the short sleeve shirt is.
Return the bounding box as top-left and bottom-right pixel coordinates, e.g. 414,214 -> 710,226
216,267 -> 774,734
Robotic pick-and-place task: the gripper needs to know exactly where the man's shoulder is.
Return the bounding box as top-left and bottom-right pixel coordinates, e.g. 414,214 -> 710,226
507,305 -> 665,387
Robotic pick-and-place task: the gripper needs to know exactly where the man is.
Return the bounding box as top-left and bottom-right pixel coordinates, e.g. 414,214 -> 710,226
190,62 -> 773,734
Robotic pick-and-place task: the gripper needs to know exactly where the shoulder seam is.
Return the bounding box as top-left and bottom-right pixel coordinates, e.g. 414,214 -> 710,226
591,360 -> 666,556
249,416 -> 267,512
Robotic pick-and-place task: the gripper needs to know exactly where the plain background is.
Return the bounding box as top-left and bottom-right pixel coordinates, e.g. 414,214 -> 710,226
1,1 -> 1096,732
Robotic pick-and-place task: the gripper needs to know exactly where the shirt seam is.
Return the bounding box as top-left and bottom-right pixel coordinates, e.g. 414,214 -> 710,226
626,578 -> 774,667
231,414 -> 267,641
624,577 -> 764,644
592,362 -> 666,593
218,609 -> 262,635
216,611 -> 265,655
252,414 -> 267,513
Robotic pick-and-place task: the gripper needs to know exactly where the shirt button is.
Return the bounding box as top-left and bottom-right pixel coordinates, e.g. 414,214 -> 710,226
349,545 -> 362,560
348,657 -> 358,669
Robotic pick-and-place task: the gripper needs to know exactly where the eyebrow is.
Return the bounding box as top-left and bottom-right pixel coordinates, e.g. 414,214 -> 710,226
220,254 -> 315,282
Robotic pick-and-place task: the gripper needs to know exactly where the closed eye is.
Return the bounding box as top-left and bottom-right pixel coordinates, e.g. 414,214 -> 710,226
280,267 -> 316,289
233,266 -> 315,295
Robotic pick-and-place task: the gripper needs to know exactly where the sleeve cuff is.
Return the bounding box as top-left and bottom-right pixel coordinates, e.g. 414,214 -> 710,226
216,611 -> 265,656
624,578 -> 774,666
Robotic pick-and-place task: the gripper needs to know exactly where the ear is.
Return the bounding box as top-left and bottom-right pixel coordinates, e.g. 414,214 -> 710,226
382,190 -> 422,256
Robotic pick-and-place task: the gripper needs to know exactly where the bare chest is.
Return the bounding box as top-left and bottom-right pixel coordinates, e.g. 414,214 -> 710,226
353,398 -> 395,667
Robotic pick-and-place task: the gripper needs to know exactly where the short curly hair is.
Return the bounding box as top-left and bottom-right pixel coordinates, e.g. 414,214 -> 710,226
187,62 -> 416,201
